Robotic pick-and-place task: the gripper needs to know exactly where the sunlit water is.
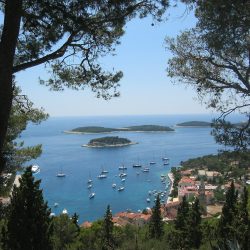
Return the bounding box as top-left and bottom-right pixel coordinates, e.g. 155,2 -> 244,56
20,114 -> 240,223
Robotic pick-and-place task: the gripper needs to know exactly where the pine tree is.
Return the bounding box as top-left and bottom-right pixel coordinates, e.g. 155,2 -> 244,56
188,198 -> 202,249
218,181 -> 238,247
149,194 -> 163,239
170,195 -> 190,249
102,205 -> 115,250
71,213 -> 80,233
235,187 -> 249,250
6,167 -> 52,250
175,195 -> 189,230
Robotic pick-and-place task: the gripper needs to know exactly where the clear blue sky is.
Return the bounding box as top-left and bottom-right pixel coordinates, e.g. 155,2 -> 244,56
14,3 -> 209,117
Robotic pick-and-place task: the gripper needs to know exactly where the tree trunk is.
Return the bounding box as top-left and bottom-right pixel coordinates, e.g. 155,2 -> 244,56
0,0 -> 22,172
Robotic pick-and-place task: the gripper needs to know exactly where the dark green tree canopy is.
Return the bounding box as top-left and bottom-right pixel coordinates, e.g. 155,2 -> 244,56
167,0 -> 250,149
6,167 -> 52,250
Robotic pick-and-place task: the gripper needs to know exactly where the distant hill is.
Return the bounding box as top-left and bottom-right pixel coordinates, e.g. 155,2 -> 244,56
66,125 -> 174,134
83,136 -> 136,148
176,121 -> 212,127
123,125 -> 174,132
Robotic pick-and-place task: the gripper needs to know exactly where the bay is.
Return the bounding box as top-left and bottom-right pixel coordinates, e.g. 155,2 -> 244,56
20,114 -> 240,223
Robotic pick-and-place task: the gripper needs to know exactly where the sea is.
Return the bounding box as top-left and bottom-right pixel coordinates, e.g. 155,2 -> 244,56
20,114 -> 242,223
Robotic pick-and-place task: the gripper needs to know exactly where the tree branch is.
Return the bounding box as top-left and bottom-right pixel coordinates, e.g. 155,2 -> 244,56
13,33 -> 76,73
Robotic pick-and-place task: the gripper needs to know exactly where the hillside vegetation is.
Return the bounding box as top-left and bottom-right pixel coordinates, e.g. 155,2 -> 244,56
86,136 -> 133,147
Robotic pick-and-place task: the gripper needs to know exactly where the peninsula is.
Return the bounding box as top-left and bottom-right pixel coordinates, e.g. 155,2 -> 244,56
82,136 -> 137,148
65,125 -> 174,134
176,121 -> 211,127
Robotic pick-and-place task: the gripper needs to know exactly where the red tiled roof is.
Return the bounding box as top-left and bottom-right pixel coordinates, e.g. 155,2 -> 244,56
81,221 -> 92,228
179,177 -> 195,184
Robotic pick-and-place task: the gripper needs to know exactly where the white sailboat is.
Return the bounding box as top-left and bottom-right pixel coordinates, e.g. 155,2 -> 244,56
57,168 -> 66,177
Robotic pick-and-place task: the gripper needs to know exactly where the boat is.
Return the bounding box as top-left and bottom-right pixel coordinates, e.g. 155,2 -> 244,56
133,164 -> 142,168
87,172 -> 93,183
89,192 -> 95,199
121,178 -> 126,182
62,209 -> 68,214
102,170 -> 109,174
119,173 -> 127,178
148,191 -> 152,195
97,174 -> 107,179
162,157 -> 169,161
112,183 -> 117,188
118,165 -> 127,170
54,203 -> 59,207
149,161 -> 156,165
87,184 -> 92,189
146,198 -> 151,203
163,161 -> 169,165
57,172 -> 66,177
118,187 -> 125,191
142,167 -> 150,172
31,164 -> 40,173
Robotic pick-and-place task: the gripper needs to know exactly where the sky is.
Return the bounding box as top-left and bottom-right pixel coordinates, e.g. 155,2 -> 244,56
14,3 -> 210,117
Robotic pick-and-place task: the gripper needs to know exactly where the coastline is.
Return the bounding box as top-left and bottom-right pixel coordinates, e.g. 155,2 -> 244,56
82,142 -> 138,148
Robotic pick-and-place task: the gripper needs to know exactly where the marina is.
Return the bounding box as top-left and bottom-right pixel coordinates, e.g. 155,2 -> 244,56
22,115 -> 223,223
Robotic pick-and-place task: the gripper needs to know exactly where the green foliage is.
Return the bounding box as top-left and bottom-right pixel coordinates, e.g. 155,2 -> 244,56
218,181 -> 250,249
168,197 -> 202,249
72,220 -> 104,250
181,150 -> 250,183
167,0 -> 250,149
214,189 -> 226,202
102,205 -> 115,250
189,199 -> 202,248
6,167 -> 52,250
88,136 -> 131,146
169,167 -> 181,197
2,87 -> 48,173
51,214 -> 79,250
149,195 -> 163,239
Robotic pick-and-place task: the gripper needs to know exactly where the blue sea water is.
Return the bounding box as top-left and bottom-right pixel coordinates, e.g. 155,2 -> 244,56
20,114 -> 241,223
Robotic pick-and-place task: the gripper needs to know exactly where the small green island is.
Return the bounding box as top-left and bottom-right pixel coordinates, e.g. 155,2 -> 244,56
69,126 -> 118,134
122,125 -> 174,132
176,121 -> 212,127
65,125 -> 174,134
82,136 -> 137,148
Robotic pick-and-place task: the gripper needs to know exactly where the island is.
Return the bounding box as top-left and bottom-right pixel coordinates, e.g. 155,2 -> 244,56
66,126 -> 119,134
82,136 -> 137,148
65,125 -> 174,134
122,125 -> 174,132
176,121 -> 212,127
